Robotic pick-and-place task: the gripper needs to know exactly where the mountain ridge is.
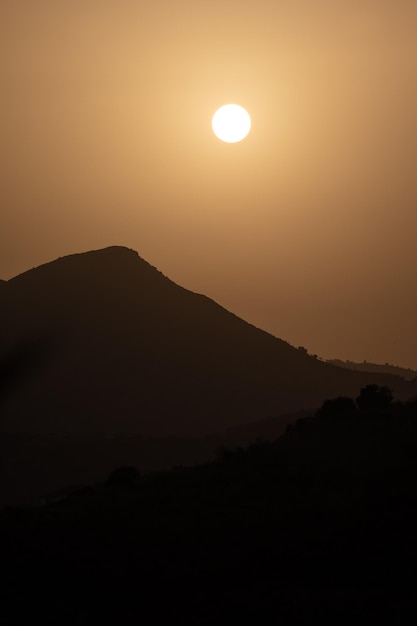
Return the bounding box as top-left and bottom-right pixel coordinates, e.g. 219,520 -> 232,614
1,246 -> 415,438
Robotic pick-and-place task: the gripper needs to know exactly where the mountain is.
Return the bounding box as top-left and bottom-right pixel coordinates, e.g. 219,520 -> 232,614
0,246 -> 415,438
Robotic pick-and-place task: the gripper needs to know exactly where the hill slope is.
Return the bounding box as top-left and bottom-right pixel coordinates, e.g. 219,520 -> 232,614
0,246 -> 414,436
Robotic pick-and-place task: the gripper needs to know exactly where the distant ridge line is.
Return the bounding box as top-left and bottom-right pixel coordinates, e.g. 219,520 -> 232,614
327,358 -> 417,381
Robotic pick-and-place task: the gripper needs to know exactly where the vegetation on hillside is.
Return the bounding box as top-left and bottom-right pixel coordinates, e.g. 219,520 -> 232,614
2,385 -> 417,624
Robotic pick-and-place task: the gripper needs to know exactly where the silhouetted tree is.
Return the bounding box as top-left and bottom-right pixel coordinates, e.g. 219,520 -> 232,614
356,384 -> 393,410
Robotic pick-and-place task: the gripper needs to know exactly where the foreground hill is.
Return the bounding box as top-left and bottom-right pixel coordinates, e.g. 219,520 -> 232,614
0,246 -> 415,438
2,398 -> 417,624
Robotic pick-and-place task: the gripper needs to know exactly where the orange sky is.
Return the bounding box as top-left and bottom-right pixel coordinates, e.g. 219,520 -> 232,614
1,1 -> 417,369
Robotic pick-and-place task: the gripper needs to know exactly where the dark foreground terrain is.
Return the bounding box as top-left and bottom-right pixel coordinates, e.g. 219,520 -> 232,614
2,387 -> 417,625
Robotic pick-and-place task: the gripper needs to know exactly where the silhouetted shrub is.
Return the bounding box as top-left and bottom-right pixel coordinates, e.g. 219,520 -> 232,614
356,384 -> 393,410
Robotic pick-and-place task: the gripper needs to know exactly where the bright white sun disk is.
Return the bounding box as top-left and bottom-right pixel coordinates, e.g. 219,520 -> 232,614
212,104 -> 251,143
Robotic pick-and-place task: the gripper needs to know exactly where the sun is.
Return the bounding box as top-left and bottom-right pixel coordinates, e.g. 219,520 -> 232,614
212,104 -> 251,143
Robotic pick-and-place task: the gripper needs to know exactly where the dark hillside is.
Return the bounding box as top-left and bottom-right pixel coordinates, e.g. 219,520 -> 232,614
1,246 -> 414,437
2,397 -> 417,624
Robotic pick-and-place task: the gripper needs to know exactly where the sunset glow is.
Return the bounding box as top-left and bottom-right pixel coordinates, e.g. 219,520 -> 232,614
1,2 -> 417,368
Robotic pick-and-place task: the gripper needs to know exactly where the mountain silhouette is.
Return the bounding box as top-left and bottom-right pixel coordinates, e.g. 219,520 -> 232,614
0,246 -> 415,437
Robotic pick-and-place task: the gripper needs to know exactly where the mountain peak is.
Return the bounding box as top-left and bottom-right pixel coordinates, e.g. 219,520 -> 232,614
70,245 -> 140,260
7,245 -> 164,288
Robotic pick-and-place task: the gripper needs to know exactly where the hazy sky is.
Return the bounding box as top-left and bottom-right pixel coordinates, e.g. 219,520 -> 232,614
1,1 -> 417,368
